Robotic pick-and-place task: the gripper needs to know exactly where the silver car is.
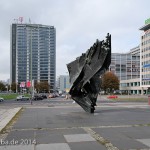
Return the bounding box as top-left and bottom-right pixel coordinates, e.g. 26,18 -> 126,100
16,95 -> 30,101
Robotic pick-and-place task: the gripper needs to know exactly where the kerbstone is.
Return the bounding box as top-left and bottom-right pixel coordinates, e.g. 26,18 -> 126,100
137,139 -> 150,147
0,107 -> 22,133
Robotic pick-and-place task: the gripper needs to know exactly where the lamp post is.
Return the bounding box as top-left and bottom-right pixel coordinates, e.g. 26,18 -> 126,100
30,26 -> 33,104
30,27 -> 33,99
25,24 -> 37,104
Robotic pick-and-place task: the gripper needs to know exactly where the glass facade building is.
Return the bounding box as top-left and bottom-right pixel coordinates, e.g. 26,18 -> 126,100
110,47 -> 141,94
10,23 -> 56,90
110,46 -> 140,81
56,75 -> 70,92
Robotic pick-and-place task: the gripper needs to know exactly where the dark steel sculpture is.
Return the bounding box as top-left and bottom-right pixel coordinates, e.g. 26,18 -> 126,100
67,33 -> 111,113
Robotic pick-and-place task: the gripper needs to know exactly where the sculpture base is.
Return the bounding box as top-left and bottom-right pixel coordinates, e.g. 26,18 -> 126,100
72,96 -> 96,113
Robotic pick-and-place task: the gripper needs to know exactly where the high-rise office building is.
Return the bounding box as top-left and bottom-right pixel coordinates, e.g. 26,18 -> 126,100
10,23 -> 56,90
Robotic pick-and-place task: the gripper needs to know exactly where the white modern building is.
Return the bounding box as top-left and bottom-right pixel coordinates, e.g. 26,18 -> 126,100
110,46 -> 140,81
110,46 -> 145,94
139,18 -> 150,94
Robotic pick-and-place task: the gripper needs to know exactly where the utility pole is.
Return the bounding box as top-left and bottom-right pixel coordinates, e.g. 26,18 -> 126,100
26,24 -> 37,104
30,26 -> 33,104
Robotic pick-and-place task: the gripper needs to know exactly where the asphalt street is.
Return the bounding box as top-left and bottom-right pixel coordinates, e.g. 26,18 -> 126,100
0,97 -> 150,150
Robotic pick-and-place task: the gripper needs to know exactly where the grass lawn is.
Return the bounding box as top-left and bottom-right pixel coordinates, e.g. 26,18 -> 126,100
101,95 -> 149,102
0,94 -> 31,100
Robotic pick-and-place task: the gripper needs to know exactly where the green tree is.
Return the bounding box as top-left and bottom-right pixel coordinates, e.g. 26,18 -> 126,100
35,81 -> 50,93
34,82 -> 40,93
101,71 -> 119,94
0,82 -> 6,91
11,82 -> 16,92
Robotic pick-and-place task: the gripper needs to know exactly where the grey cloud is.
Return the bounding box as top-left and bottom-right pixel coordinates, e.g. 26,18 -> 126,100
0,0 -> 149,80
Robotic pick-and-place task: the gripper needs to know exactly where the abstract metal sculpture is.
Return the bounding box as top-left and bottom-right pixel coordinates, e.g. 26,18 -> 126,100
67,33 -> 111,113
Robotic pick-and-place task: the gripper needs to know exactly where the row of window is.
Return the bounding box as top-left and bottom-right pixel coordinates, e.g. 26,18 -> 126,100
121,82 -> 140,87
17,27 -> 55,32
142,32 -> 150,39
142,53 -> 150,59
142,81 -> 150,85
142,39 -> 150,45
19,46 -> 55,50
142,61 -> 150,66
142,74 -> 150,79
141,46 -> 150,53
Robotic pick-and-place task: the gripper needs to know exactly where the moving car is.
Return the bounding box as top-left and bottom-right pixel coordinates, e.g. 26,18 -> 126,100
16,95 -> 30,101
0,97 -> 4,102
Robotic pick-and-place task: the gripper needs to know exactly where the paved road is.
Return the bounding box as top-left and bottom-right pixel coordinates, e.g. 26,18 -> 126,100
1,96 -> 148,107
0,98 -> 150,150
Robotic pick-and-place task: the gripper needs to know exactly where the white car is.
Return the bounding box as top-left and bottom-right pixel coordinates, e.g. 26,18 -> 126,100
16,95 -> 30,101
0,97 -> 4,102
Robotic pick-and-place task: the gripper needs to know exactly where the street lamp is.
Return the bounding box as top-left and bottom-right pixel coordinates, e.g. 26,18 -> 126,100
30,27 -> 33,104
25,25 -> 37,104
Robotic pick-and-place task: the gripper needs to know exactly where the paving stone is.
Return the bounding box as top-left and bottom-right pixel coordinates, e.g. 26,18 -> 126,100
36,143 -> 71,150
0,145 -> 34,150
35,130 -> 66,144
64,134 -> 95,143
68,141 -> 107,150
5,130 -> 35,143
93,128 -> 150,149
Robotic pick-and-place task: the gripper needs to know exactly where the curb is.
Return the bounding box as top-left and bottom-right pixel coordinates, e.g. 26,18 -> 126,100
0,107 -> 23,134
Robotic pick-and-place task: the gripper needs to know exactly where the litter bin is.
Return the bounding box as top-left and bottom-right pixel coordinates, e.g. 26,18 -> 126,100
148,96 -> 150,105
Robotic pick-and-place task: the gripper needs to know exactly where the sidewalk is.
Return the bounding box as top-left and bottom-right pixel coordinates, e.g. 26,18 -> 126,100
0,107 -> 22,133
0,102 -> 150,150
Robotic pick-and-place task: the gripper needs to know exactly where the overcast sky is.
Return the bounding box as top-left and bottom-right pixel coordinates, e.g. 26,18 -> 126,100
0,0 -> 149,81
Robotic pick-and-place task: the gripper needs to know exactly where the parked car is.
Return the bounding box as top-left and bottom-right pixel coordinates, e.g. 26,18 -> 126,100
0,97 -> 4,102
40,94 -> 47,99
33,95 -> 43,101
48,93 -> 55,98
16,95 -> 30,101
54,93 -> 59,97
107,95 -> 118,99
61,94 -> 66,98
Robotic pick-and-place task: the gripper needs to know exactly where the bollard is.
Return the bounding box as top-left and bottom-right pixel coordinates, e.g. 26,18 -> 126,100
30,98 -> 33,105
148,96 -> 150,105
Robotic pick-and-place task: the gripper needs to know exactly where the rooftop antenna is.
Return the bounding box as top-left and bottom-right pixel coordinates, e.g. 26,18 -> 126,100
14,18 -> 18,24
19,17 -> 23,24
29,18 -> 31,24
